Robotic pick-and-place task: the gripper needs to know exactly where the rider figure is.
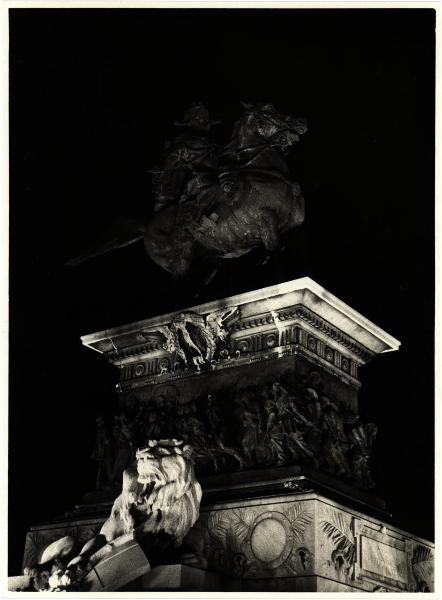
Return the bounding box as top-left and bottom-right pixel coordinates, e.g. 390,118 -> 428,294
151,102 -> 220,212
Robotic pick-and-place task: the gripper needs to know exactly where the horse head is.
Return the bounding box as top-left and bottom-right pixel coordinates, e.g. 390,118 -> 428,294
239,102 -> 308,153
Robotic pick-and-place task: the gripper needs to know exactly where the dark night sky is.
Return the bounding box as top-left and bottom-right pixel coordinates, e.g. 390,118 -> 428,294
8,8 -> 435,575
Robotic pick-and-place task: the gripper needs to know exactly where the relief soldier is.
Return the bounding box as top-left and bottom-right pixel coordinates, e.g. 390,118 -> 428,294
320,396 -> 351,478
205,394 -> 244,470
234,390 -> 262,466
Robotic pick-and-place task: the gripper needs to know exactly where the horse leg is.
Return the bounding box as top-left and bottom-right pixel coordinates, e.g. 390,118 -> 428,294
256,208 -> 280,252
217,440 -> 245,470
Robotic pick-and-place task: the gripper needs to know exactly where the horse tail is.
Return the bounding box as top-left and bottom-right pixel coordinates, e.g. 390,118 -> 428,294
65,216 -> 145,266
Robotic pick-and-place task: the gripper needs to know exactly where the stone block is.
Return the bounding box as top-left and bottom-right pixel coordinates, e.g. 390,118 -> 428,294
182,491 -> 434,592
137,564 -> 232,591
82,537 -> 150,591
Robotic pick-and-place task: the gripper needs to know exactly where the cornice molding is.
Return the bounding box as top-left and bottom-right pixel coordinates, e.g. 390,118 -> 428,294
82,278 -> 400,364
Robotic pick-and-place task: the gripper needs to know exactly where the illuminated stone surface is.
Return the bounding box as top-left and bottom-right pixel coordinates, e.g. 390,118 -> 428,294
16,279 -> 433,593
251,518 -> 286,562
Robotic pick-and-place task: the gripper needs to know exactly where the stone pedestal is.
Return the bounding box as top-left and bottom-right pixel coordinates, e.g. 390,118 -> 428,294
19,470 -> 434,592
81,277 -> 400,486
180,471 -> 434,592
81,533 -> 150,591
18,278 -> 434,592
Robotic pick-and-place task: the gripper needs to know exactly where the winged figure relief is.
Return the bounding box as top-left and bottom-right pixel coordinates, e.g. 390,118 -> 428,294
139,308 -> 239,370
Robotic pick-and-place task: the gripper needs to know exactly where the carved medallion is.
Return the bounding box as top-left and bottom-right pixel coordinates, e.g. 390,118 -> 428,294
265,333 -> 278,348
308,336 -> 317,352
325,347 -> 334,362
134,363 -> 145,377
247,511 -> 293,569
237,339 -> 250,353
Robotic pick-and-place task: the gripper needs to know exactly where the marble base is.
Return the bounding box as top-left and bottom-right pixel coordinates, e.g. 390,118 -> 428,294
128,567 -> 385,592
17,280 -> 433,592
129,564 -> 234,591
179,491 -> 434,593
20,480 -> 434,593
82,534 -> 150,591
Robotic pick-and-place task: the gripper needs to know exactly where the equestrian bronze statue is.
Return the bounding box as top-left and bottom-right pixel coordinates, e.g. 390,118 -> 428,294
67,102 -> 307,280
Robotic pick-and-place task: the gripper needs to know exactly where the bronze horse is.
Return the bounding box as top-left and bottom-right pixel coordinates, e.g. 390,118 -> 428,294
66,103 -> 307,280
144,103 -> 307,277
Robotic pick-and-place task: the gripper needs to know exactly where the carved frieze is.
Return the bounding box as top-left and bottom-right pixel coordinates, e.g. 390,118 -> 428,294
83,279 -> 400,378
90,372 -> 377,492
21,495 -> 434,593
113,307 -> 368,379
230,322 -> 361,385
317,501 -> 435,592
93,307 -> 372,381
183,501 -> 314,579
114,308 -> 239,371
82,280 -> 400,406
319,507 -> 356,580
232,306 -> 373,363
115,323 -> 363,391
410,544 -> 434,592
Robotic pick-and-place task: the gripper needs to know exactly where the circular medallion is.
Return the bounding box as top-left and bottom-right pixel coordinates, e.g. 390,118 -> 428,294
341,357 -> 350,372
265,333 -> 278,348
158,357 -> 170,371
247,511 -> 294,569
237,340 -> 250,353
134,363 -> 145,377
308,336 -> 317,351
325,347 -> 334,362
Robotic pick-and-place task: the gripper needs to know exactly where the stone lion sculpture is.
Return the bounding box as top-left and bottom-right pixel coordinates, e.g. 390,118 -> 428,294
25,439 -> 202,591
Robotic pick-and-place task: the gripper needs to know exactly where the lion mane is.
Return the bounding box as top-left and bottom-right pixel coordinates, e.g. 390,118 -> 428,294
100,439 -> 202,547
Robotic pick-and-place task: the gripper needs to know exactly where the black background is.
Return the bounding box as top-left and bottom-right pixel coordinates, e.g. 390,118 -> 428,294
8,8 -> 435,575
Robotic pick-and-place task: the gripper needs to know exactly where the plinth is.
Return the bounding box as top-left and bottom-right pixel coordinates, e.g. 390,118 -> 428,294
19,278 -> 434,592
